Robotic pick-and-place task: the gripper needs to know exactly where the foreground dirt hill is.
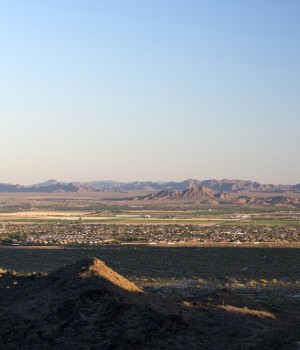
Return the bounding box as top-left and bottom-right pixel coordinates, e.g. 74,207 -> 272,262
0,258 -> 297,349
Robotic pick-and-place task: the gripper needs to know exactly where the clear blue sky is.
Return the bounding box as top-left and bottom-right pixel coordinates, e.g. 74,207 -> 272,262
1,0 -> 299,185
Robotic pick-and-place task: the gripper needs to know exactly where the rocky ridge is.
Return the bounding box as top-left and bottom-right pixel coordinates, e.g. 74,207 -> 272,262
134,185 -> 300,206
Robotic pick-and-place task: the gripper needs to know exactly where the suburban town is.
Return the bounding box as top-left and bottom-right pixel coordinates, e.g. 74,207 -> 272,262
1,222 -> 299,246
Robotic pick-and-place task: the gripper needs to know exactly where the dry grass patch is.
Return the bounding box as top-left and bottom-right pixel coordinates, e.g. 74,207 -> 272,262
218,305 -> 277,320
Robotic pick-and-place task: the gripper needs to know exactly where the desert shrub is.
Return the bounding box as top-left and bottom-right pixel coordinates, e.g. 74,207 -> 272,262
26,332 -> 40,345
248,280 -> 257,288
3,343 -> 17,350
260,279 -> 268,287
183,301 -> 193,308
125,328 -> 145,344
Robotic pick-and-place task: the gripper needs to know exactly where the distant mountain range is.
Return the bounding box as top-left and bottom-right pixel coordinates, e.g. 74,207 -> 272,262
135,186 -> 219,205
0,181 -> 92,193
132,185 -> 300,206
0,178 -> 299,193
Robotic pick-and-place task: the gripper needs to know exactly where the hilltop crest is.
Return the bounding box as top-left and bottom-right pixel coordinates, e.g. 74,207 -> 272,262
78,258 -> 143,293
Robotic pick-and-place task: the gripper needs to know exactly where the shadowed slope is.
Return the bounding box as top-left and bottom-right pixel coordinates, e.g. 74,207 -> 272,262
0,258 -> 295,350
0,258 -> 208,349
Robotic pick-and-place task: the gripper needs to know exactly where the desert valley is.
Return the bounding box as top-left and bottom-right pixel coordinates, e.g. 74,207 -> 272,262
0,178 -> 299,349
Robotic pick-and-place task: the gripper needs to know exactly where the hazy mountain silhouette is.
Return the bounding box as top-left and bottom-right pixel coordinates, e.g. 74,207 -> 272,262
0,178 -> 299,193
